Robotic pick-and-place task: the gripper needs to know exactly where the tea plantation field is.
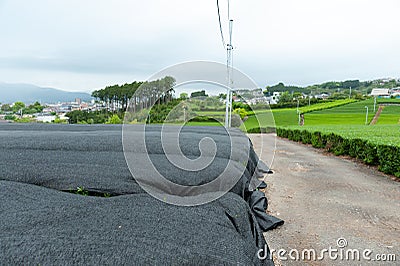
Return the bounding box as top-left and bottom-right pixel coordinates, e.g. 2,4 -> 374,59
271,98 -> 400,177
189,98 -> 400,176
243,98 -> 399,145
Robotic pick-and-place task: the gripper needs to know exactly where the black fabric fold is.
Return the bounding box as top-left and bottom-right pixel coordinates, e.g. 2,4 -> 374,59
0,123 -> 279,265
247,190 -> 284,231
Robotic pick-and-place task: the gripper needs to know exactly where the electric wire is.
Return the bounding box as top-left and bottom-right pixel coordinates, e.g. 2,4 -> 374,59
216,0 -> 226,49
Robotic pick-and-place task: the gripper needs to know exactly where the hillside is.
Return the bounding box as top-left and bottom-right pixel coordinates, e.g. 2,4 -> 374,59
265,78 -> 400,96
0,83 -> 92,104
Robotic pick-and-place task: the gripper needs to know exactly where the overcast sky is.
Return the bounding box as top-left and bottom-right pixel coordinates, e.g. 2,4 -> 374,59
0,0 -> 399,93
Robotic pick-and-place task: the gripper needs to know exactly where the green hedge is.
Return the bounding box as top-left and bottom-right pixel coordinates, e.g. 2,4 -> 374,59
277,128 -> 399,177
377,145 -> 400,177
246,127 -> 276,134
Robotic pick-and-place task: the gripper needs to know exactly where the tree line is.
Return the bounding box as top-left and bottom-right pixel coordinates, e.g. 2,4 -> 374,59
91,76 -> 176,112
65,76 -> 176,124
0,101 -> 44,115
265,78 -> 400,96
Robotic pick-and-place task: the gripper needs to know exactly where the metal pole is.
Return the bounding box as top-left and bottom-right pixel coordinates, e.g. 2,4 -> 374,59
349,86 -> 352,99
228,91 -> 232,127
225,91 -> 230,127
365,106 -> 369,125
374,97 -> 376,112
225,19 -> 233,127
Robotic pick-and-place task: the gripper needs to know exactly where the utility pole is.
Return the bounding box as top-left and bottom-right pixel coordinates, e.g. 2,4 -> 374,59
219,0 -> 234,128
365,106 -> 369,125
225,19 -> 234,128
349,86 -> 352,99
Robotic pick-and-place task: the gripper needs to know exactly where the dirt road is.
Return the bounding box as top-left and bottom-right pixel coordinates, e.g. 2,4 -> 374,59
250,134 -> 400,265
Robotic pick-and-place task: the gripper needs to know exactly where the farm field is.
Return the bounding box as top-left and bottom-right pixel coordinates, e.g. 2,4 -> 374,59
289,124 -> 400,146
290,99 -> 400,147
303,99 -> 377,125
377,105 -> 400,125
187,98 -> 400,147
242,99 -> 388,129
273,98 -> 400,177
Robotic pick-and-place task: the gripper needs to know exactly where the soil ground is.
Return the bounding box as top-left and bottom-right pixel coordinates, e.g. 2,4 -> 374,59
249,134 -> 399,265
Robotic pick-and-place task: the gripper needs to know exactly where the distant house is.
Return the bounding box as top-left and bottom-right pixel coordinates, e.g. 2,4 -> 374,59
265,92 -> 281,104
370,88 -> 390,97
391,88 -> 400,98
35,114 -> 56,123
315,93 -> 330,99
35,113 -> 69,123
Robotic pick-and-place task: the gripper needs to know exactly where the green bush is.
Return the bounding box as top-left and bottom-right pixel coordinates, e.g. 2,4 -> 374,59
277,127 -> 396,176
346,138 -> 378,165
311,131 -> 326,148
233,108 -> 248,119
287,129 -> 294,141
362,142 -> 379,165
4,115 -> 16,120
300,130 -> 312,144
189,116 -> 222,123
325,133 -> 349,156
276,128 -> 289,138
291,129 -> 302,142
247,127 -> 276,134
348,138 -> 366,158
106,114 -> 122,124
377,145 -> 400,177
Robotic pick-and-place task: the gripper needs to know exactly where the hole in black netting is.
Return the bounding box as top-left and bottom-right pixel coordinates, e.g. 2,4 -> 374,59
62,187 -> 120,198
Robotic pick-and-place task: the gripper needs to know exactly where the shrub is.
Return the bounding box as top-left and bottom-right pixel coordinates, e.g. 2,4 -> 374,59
4,115 -> 16,120
325,133 -> 349,156
348,138 -> 366,158
106,114 -> 122,124
311,131 -> 326,148
276,128 -> 289,138
190,116 -> 217,122
362,142 -> 378,165
301,130 -> 312,144
377,145 -> 400,177
247,127 -> 276,134
277,127 -> 395,176
233,108 -> 248,119
291,129 -> 302,142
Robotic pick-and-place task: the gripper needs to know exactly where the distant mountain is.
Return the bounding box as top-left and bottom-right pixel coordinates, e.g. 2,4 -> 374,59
0,83 -> 92,104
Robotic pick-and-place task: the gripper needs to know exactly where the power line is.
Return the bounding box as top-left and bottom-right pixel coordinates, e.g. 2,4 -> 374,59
216,0 -> 226,49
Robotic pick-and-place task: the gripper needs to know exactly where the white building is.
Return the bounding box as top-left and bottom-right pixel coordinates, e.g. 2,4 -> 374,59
370,88 -> 390,97
266,92 -> 281,104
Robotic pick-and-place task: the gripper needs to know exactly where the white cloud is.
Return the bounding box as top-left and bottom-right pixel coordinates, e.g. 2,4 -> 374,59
0,0 -> 399,92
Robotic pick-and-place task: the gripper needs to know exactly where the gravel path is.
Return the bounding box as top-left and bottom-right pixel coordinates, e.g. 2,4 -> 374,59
250,134 -> 400,265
